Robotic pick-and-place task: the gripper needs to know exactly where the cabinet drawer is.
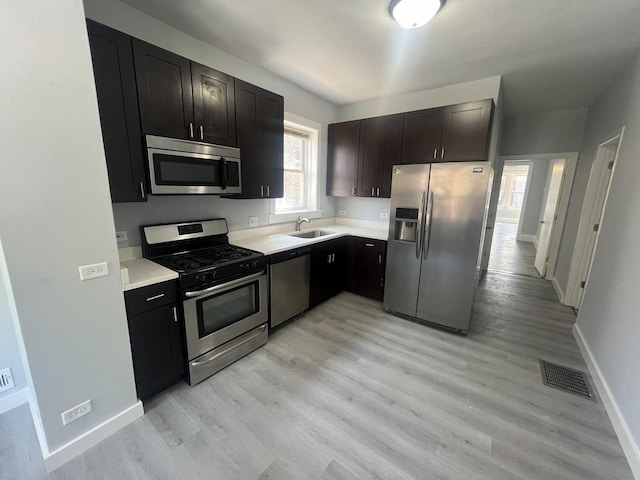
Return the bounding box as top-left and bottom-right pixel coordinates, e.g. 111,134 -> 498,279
125,280 -> 178,316
349,237 -> 387,252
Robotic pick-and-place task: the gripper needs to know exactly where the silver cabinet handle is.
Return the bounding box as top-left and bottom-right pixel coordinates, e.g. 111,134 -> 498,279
189,122 -> 194,139
371,187 -> 374,196
441,148 -> 445,159
376,187 -> 380,196
365,243 -> 374,247
433,148 -> 438,160
185,271 -> 264,298
146,293 -> 165,302
332,253 -> 335,263
139,182 -> 145,198
199,125 -> 204,141
266,185 -> 270,197
172,306 -> 178,323
378,254 -> 382,264
260,185 -> 264,197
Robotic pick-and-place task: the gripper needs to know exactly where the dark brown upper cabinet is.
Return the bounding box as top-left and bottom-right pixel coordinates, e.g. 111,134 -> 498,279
327,121 -> 361,197
230,79 -> 284,199
358,114 -> 403,198
400,99 -> 494,163
133,40 -> 236,146
440,100 -> 494,162
87,20 -> 146,203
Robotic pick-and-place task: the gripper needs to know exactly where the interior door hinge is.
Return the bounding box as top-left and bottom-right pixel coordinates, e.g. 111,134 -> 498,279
580,281 -> 586,288
593,224 -> 599,232
608,161 -> 614,170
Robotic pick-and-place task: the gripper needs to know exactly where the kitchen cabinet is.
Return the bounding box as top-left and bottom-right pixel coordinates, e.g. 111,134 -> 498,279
346,237 -> 387,301
327,121 -> 360,197
124,280 -> 184,401
133,39 -> 236,146
400,100 -> 494,163
358,114 -> 403,198
231,79 -> 284,198
309,237 -> 347,308
86,20 -> 146,203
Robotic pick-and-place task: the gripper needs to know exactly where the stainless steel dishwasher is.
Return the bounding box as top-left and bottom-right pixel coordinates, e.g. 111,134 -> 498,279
269,247 -> 311,328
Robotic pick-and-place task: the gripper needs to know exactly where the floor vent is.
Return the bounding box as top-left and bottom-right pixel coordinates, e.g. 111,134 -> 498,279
540,360 -> 594,401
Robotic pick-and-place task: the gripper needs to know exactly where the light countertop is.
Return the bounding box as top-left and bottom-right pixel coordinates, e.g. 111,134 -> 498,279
119,257 -> 178,292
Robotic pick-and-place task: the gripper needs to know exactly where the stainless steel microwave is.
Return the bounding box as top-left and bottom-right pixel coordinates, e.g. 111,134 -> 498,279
146,135 -> 241,195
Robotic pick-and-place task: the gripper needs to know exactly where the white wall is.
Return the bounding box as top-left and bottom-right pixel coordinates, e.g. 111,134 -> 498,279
519,159 -> 550,238
334,76 -> 503,221
500,109 -> 588,156
573,52 -> 640,474
83,0 -> 340,244
0,0 -> 139,462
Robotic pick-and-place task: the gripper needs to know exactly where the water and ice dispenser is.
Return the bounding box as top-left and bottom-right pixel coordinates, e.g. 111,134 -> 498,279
394,207 -> 418,243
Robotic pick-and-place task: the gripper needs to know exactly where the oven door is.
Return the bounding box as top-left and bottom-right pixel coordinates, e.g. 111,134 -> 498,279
148,148 -> 241,195
183,271 -> 267,361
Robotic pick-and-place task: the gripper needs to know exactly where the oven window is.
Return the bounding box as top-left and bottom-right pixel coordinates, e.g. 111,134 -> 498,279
154,154 -> 221,186
197,282 -> 259,338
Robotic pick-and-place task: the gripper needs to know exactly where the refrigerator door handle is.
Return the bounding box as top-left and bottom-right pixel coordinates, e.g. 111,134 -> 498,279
416,191 -> 427,260
423,191 -> 434,259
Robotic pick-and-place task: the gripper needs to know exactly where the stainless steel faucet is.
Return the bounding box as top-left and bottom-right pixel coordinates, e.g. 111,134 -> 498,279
296,215 -> 310,231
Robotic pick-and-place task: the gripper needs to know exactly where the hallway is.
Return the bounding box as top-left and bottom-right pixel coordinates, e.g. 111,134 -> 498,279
488,222 -> 540,277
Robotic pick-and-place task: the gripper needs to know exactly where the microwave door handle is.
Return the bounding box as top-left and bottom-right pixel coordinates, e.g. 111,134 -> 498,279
219,157 -> 228,190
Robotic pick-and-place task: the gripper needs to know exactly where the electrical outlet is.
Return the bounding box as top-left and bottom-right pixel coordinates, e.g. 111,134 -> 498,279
338,210 -> 347,216
61,399 -> 92,426
115,231 -> 128,242
0,368 -> 14,393
78,262 -> 109,281
380,212 -> 389,219
249,216 -> 258,227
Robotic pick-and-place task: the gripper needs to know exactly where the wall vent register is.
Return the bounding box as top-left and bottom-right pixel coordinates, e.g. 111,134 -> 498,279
540,359 -> 595,401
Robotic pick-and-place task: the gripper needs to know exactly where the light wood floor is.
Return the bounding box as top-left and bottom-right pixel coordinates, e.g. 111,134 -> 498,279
1,273 -> 633,479
488,222 -> 540,278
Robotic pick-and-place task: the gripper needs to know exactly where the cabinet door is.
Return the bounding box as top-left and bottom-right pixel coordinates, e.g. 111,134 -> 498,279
309,238 -> 347,307
357,117 -> 384,197
379,114 -> 404,198
87,20 -> 146,203
401,108 -> 443,164
441,100 -> 494,162
127,304 -> 184,401
261,89 -> 285,198
133,39 -> 194,140
232,80 -> 284,199
346,237 -> 387,300
329,238 -> 348,297
327,121 -> 360,197
191,62 -> 236,146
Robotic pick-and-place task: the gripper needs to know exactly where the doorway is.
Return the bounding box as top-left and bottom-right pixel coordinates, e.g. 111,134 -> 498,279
564,130 -> 623,308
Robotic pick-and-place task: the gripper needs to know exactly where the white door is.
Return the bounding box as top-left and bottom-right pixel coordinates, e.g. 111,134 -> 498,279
534,159 -> 565,276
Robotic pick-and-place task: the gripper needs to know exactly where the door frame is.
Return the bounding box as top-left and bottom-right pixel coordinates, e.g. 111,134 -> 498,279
495,160 -> 534,239
563,129 -> 624,308
497,152 -> 578,281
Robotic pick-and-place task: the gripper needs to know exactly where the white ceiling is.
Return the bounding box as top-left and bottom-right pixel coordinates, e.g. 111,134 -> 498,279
119,0 -> 640,115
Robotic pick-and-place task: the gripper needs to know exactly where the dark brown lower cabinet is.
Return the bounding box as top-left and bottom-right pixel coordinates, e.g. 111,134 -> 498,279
124,281 -> 184,401
346,237 -> 387,301
309,238 -> 347,308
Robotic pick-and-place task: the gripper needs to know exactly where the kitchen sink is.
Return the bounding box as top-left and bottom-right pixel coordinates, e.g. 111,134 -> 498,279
287,229 -> 335,239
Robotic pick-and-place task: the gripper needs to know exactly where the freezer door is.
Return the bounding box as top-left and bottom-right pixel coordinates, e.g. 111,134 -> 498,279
383,164 -> 430,317
416,162 -> 490,331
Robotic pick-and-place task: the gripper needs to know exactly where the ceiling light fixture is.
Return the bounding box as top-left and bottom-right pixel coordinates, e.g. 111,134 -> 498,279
388,0 -> 446,29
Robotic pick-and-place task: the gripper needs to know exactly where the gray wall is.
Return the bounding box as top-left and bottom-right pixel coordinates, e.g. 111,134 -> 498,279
573,52 -> 640,455
0,246 -> 27,401
518,159 -> 549,238
500,109 -> 588,156
0,0 -> 138,454
84,0 -> 339,245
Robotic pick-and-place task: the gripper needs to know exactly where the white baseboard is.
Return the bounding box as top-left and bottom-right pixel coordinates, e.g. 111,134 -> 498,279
515,233 -> 536,244
551,276 -> 565,303
44,401 -> 144,473
573,325 -> 640,479
0,387 -> 29,414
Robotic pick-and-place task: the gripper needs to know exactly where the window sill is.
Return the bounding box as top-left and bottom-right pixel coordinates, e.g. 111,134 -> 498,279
268,210 -> 323,225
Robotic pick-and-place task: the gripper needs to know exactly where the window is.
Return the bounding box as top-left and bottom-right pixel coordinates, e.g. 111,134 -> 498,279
509,175 -> 528,209
273,119 -> 319,218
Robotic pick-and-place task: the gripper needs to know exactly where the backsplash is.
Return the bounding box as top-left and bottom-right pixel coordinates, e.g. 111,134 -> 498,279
335,196 -> 391,223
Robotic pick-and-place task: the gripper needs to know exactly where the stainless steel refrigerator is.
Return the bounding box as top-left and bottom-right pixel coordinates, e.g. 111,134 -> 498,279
383,162 -> 491,333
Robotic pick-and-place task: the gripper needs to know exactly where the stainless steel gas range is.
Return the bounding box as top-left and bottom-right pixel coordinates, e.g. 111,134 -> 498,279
141,218 -> 268,385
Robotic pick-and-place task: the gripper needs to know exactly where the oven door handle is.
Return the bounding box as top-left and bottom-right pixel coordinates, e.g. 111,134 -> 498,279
191,324 -> 267,366
184,271 -> 264,298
